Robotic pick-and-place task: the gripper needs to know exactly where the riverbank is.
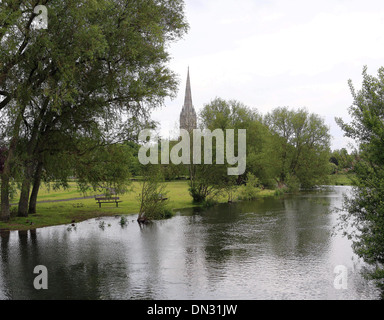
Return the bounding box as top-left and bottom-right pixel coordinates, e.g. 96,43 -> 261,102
327,173 -> 356,186
0,180 -> 275,231
0,174 -> 356,231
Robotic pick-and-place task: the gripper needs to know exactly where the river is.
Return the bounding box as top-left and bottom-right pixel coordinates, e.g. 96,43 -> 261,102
0,186 -> 381,300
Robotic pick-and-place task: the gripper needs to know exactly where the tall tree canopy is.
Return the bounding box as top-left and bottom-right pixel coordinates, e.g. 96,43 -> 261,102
264,107 -> 331,189
191,98 -> 258,203
0,0 -> 188,221
197,99 -> 332,198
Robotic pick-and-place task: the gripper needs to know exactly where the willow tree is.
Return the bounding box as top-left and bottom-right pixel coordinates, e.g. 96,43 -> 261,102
0,0 -> 188,221
264,107 -> 331,190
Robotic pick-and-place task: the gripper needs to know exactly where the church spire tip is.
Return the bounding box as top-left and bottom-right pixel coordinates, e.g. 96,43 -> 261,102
180,67 -> 197,131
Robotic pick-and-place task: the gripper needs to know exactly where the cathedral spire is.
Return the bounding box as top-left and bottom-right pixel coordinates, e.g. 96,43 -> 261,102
180,67 -> 197,131
184,66 -> 192,109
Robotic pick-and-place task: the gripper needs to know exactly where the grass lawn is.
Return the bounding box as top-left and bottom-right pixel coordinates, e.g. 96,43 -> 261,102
1,180 -> 275,231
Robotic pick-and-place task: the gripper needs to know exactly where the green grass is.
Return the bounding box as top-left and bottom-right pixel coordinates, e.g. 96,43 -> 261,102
327,173 -> 356,186
0,181 -> 275,231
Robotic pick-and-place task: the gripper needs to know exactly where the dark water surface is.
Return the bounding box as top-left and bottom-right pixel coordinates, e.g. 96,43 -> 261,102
0,186 -> 381,300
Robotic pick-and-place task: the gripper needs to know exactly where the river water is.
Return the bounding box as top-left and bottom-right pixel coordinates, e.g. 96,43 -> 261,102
0,186 -> 381,300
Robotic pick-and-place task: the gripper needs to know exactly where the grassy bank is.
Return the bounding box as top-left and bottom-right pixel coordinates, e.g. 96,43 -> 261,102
0,181 -> 275,231
327,173 -> 356,186
1,174 -> 353,231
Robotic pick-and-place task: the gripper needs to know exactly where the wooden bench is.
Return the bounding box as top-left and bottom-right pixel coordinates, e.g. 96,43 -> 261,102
158,194 -> 168,201
95,197 -> 122,208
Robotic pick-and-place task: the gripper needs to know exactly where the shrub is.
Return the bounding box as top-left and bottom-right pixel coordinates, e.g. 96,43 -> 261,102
238,172 -> 261,201
138,166 -> 172,221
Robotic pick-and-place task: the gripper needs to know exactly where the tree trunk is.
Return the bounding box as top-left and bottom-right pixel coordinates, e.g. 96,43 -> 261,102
0,129 -> 20,221
28,161 -> 43,214
18,183 -> 30,217
1,173 -> 11,221
0,108 -> 24,221
17,110 -> 45,218
18,163 -> 34,217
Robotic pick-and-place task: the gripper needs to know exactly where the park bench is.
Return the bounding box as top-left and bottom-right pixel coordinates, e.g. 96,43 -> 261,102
95,196 -> 122,208
158,194 -> 168,201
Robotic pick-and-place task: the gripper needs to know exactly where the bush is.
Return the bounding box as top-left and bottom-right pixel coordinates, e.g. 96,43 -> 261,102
138,166 -> 172,221
238,173 -> 261,201
274,188 -> 286,196
189,186 -> 207,203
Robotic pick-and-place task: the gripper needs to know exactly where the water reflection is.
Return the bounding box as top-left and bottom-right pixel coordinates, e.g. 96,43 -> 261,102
0,186 -> 381,300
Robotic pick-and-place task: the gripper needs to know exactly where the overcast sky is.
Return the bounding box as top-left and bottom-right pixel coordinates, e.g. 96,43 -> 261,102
151,0 -> 384,151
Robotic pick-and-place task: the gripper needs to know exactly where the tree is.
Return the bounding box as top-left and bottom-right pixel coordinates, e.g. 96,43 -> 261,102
75,143 -> 134,196
0,0 -> 189,221
124,141 -> 144,177
200,98 -> 282,189
200,97 -> 261,132
330,148 -> 355,172
264,107 -> 331,190
137,165 -> 171,222
188,164 -> 227,203
336,66 -> 384,287
189,98 -> 256,203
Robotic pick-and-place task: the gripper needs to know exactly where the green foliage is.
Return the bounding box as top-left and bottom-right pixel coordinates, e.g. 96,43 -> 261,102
138,165 -> 172,221
196,98 -> 332,205
0,0 -> 188,220
7,181 -> 18,201
161,140 -> 189,180
194,98 -> 263,203
188,184 -> 206,203
200,97 -> 261,130
274,188 -> 285,197
119,216 -> 128,227
162,164 -> 188,181
264,107 -> 331,189
329,162 -> 338,175
76,144 -> 133,195
328,173 -> 356,186
238,173 -> 261,200
336,66 -> 384,285
188,164 -> 226,203
221,176 -> 238,203
284,174 -> 301,193
330,148 -> 356,173
123,141 -> 144,177
9,206 -> 18,218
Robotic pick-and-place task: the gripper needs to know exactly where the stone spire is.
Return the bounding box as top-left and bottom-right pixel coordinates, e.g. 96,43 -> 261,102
180,67 -> 197,131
